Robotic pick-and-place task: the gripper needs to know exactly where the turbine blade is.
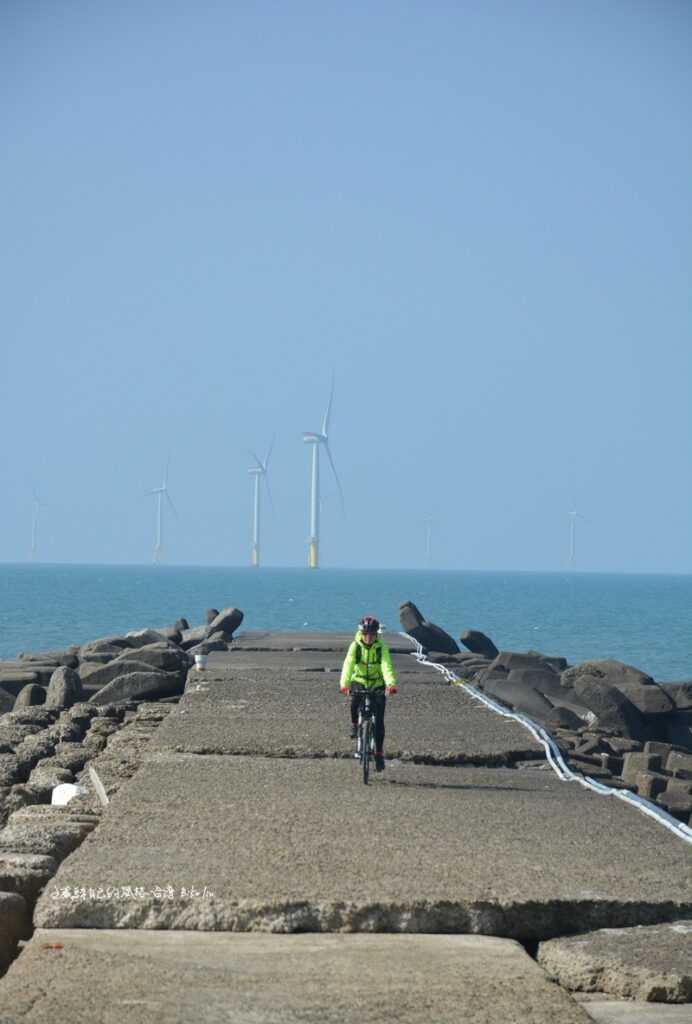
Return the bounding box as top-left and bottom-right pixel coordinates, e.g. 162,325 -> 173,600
264,434 -> 275,470
164,455 -> 170,489
264,474 -> 275,514
321,375 -> 334,437
165,490 -> 178,518
324,442 -> 345,511
248,449 -> 264,471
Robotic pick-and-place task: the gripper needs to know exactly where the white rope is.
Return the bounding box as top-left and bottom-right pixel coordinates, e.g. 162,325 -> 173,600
400,632 -> 692,846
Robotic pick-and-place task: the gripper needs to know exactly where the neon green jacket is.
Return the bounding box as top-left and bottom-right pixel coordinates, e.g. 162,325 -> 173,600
339,631 -> 397,691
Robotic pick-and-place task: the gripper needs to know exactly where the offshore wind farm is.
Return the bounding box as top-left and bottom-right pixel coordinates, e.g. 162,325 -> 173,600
18,391 -> 601,573
26,442 -> 596,573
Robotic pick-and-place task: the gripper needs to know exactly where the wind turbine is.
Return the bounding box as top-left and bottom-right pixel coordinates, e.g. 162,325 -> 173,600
248,438 -> 274,567
568,504 -> 586,570
147,460 -> 177,564
302,379 -> 344,569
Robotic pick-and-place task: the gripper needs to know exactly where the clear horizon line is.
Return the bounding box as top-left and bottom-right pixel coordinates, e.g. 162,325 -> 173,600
1,560 -> 691,579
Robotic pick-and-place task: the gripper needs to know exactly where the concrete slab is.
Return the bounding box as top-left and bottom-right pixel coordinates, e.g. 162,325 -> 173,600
152,670 -> 542,764
233,631 -> 356,650
219,649 -> 346,672
0,930 -> 592,1023
217,648 -> 433,676
233,630 -> 414,654
579,999 -> 692,1023
34,756 -> 692,936
539,921 -> 692,1002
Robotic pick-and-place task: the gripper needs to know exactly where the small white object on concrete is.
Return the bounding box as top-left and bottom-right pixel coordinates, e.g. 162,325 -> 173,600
194,654 -> 208,671
51,784 -> 86,806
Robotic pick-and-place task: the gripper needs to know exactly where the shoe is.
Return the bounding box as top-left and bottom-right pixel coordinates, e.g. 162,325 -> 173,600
350,725 -> 358,740
375,753 -> 385,772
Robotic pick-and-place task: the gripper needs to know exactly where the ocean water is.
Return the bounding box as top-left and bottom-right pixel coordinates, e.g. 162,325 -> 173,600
0,564 -> 690,682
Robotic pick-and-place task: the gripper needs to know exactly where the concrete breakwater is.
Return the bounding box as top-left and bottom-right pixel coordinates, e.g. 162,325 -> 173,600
0,610 -> 690,1022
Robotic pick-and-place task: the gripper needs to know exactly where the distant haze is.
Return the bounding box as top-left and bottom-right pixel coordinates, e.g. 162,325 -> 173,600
2,1 -> 690,572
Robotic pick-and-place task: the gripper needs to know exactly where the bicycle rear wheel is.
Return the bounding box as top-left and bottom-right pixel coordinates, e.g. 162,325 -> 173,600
360,719 -> 371,785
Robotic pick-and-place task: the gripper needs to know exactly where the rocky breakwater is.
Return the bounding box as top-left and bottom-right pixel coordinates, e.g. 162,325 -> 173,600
0,605 -> 243,973
0,605 -> 244,711
399,601 -> 692,829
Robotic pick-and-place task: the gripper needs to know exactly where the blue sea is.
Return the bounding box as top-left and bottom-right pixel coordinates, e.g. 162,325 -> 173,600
0,564 -> 690,683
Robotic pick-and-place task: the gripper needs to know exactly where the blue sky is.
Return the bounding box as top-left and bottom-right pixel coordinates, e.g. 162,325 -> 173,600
1,0 -> 690,571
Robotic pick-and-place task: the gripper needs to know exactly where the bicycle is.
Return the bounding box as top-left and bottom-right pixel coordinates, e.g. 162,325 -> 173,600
350,686 -> 378,785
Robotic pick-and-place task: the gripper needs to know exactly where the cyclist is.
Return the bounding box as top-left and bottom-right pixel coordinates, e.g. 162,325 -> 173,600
339,615 -> 397,772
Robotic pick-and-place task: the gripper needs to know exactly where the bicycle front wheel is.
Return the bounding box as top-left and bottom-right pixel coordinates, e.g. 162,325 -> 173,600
361,720 -> 371,785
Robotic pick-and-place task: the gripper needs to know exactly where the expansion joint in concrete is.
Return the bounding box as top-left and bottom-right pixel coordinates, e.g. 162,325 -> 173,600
145,749 -> 546,769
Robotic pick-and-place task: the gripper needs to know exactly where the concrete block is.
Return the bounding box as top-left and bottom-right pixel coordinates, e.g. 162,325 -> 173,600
667,751 -> 692,780
622,752 -> 662,785
657,789 -> 692,820
0,931 -> 593,1023
635,772 -> 668,801
539,920 -> 692,1003
34,756 -> 692,937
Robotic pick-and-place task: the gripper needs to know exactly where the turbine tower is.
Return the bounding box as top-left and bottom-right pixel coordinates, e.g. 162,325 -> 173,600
302,379 -> 344,569
568,505 -> 585,570
248,438 -> 273,567
147,460 -> 177,564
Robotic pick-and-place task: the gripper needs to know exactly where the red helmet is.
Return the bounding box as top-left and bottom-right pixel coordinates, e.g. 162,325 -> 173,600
359,615 -> 380,635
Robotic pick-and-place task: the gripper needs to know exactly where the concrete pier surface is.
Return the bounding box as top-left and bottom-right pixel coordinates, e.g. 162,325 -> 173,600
2,631 -> 691,1021
148,671 -> 542,763
32,752 -> 692,935
0,931 -> 592,1024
